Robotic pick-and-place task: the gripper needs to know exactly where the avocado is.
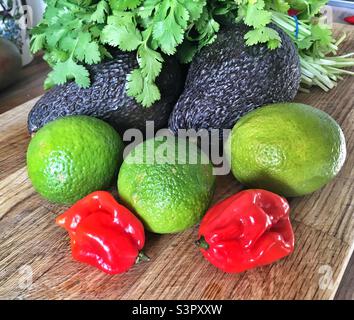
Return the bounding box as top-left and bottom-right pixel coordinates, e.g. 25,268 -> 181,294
28,51 -> 184,135
168,24 -> 301,137
0,38 -> 22,91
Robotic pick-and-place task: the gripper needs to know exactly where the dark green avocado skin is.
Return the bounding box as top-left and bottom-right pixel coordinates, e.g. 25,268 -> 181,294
168,24 -> 301,136
28,51 -> 183,135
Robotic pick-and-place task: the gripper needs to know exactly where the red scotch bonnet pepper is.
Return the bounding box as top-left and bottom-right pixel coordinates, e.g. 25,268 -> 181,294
196,189 -> 295,273
344,16 -> 354,25
288,9 -> 299,17
56,191 -> 148,274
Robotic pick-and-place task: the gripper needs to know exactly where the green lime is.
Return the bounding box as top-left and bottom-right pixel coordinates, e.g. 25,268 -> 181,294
118,137 -> 215,234
27,116 -> 124,204
227,103 -> 346,197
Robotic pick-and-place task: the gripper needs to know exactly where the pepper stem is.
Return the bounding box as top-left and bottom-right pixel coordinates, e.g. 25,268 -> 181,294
195,236 -> 209,250
136,251 -> 150,264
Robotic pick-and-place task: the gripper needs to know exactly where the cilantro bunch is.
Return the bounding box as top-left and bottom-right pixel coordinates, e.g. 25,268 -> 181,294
270,7 -> 354,91
32,0 -> 214,107
31,0 -> 354,107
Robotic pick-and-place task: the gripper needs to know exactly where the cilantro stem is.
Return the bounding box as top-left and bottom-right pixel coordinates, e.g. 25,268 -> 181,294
271,12 -> 311,37
333,53 -> 354,59
335,33 -> 347,47
70,38 -> 80,60
270,10 -> 354,92
299,87 -> 311,93
327,67 -> 354,76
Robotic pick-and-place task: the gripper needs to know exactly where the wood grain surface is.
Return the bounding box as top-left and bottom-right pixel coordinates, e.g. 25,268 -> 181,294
0,25 -> 354,300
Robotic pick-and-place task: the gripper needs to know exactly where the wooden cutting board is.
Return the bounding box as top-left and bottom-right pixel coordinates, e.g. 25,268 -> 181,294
1,26 -> 354,300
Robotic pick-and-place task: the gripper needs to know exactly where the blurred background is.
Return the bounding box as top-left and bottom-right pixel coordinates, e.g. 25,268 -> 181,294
329,1 -> 354,21
26,0 -> 45,26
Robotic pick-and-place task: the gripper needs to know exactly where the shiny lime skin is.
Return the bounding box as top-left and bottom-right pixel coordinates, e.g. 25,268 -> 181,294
118,138 -> 215,234
27,116 -> 124,204
227,103 -> 347,197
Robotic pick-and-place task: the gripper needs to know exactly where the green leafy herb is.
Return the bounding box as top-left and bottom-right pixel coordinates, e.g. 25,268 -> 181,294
31,0 -> 354,107
31,0 -> 109,89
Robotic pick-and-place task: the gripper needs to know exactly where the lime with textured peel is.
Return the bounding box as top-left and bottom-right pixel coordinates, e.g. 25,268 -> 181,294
27,116 -> 124,204
227,103 -> 346,197
118,137 -> 215,234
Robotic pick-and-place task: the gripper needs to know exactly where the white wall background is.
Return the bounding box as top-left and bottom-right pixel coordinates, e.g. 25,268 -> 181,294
26,0 -> 45,26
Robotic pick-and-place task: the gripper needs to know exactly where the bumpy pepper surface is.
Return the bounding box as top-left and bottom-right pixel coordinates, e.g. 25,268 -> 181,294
56,191 -> 147,274
196,189 -> 295,273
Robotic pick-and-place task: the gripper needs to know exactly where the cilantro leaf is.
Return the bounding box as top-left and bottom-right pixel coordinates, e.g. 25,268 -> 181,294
153,20 -> 184,54
137,0 -> 160,19
138,46 -> 163,80
152,1 -> 189,55
127,69 -> 161,107
245,26 -> 281,47
126,69 -> 144,97
177,40 -> 199,64
271,0 -> 290,13
244,3 -> 272,29
136,80 -> 161,107
44,50 -> 69,65
139,81 -> 161,107
46,27 -> 68,48
109,0 -> 143,10
309,0 -> 329,16
74,33 -> 101,64
91,0 -> 109,23
30,33 -> 46,53
101,13 -> 142,51
48,58 -> 91,88
125,45 -> 163,107
297,36 -> 313,50
311,24 -> 333,48
195,7 -> 220,47
181,0 -> 206,21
